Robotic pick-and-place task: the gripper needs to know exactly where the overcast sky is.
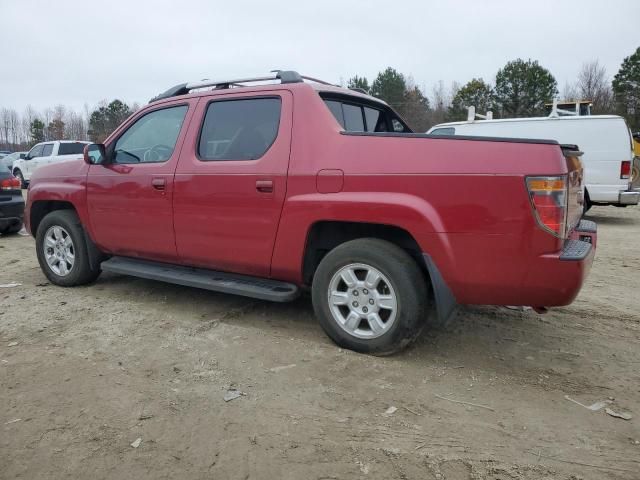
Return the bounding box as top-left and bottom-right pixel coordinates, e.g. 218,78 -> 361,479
1,0 -> 638,113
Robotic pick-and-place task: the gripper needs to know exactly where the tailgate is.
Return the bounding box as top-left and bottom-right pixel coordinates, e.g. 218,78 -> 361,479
561,144 -> 584,234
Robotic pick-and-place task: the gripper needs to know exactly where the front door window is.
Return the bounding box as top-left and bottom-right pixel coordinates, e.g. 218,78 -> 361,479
114,105 -> 188,164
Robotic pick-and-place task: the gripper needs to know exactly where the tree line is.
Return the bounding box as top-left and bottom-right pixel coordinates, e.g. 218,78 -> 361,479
347,47 -> 639,132
1,47 -> 639,151
0,99 -> 138,152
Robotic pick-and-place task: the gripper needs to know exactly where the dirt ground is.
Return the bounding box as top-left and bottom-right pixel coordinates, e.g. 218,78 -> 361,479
1,205 -> 639,480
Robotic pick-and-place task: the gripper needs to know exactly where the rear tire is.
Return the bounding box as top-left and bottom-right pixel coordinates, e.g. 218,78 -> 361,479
35,210 -> 101,286
0,221 -> 23,235
312,238 -> 430,355
583,189 -> 592,215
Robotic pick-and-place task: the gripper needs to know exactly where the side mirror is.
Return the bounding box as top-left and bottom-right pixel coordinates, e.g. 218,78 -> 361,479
84,143 -> 106,165
19,153 -> 26,159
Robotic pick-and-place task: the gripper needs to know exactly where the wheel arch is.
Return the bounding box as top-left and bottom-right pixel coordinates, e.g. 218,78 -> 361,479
30,200 -> 77,237
301,220 -> 456,325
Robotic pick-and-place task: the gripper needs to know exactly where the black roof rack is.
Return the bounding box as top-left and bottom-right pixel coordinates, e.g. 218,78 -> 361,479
149,70 -> 338,103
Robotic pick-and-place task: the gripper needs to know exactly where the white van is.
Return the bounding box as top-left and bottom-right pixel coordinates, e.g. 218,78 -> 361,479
427,115 -> 639,209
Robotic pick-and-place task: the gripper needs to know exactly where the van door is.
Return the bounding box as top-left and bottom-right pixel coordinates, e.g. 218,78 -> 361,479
173,91 -> 293,276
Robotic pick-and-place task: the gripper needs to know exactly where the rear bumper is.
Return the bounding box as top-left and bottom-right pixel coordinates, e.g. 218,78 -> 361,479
0,198 -> 25,229
522,220 -> 597,307
618,190 -> 639,205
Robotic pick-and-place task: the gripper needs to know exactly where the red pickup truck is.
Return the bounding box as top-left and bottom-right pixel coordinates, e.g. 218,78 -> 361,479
25,71 -> 596,354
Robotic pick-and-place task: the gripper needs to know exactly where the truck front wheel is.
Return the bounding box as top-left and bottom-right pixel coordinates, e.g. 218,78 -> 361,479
312,238 -> 430,355
13,169 -> 25,189
35,210 -> 101,286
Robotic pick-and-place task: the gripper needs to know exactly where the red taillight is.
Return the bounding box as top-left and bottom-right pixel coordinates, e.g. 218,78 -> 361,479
0,177 -> 20,190
526,176 -> 568,237
620,161 -> 631,179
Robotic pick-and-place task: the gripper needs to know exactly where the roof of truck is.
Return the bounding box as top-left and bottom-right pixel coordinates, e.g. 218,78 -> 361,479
432,114 -> 624,128
149,70 -> 388,107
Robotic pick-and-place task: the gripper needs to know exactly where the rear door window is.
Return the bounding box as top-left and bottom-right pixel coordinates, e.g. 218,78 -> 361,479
198,97 -> 281,161
41,144 -> 54,156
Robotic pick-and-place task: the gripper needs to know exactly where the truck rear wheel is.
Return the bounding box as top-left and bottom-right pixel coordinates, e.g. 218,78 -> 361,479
36,210 -> 101,286
312,238 -> 429,355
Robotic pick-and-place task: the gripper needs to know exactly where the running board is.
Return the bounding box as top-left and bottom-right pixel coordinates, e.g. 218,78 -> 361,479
101,257 -> 299,302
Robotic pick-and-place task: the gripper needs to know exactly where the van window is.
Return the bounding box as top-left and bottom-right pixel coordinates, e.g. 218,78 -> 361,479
198,97 -> 281,161
430,127 -> 456,136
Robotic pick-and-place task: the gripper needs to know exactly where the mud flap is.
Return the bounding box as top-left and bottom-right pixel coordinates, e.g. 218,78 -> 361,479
422,253 -> 457,327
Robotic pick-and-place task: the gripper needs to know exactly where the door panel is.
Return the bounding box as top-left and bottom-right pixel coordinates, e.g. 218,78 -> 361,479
173,91 -> 293,276
87,101 -> 195,262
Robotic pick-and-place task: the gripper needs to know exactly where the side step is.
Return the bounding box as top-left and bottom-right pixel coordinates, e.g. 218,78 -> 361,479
101,256 -> 299,302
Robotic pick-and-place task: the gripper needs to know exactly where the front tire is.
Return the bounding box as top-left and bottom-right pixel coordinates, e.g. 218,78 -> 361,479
0,221 -> 23,235
36,210 -> 101,286
13,169 -> 26,189
312,238 -> 430,355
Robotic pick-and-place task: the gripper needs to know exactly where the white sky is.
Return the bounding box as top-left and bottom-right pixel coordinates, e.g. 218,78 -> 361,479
1,0 -> 638,112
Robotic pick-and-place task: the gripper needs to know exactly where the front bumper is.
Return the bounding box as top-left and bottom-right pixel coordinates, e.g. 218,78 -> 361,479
618,190 -> 639,205
0,198 -> 25,230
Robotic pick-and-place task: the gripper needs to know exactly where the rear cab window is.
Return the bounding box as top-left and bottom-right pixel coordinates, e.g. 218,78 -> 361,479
58,143 -> 87,155
319,93 -> 411,133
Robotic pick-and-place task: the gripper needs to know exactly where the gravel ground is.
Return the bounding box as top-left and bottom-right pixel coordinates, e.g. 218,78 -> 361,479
1,205 -> 639,480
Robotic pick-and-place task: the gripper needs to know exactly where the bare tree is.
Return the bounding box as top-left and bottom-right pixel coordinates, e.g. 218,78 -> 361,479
429,80 -> 455,125
561,81 -> 579,102
8,109 -> 19,146
575,60 -> 614,113
0,108 -> 10,149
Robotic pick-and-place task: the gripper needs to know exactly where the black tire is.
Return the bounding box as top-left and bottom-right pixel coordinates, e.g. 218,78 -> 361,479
583,189 -> 592,216
311,238 -> 430,355
13,169 -> 26,189
35,210 -> 101,286
0,221 -> 23,235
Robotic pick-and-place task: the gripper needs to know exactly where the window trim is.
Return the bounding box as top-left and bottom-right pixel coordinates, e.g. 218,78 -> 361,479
108,103 -> 190,165
195,95 -> 283,163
